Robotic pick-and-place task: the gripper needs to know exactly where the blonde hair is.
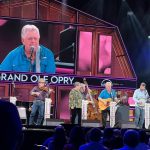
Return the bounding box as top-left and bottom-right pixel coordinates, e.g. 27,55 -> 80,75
21,24 -> 40,38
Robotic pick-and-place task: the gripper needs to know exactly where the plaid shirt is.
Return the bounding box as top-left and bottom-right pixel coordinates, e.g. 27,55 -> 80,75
69,88 -> 83,109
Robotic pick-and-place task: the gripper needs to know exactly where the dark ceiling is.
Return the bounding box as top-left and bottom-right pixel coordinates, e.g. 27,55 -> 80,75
57,0 -> 150,86
57,0 -> 150,34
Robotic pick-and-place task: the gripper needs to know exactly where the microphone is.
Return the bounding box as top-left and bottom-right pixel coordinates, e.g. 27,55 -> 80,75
110,91 -> 113,98
12,80 -> 15,88
12,80 -> 16,97
29,46 -> 34,60
29,46 -> 34,72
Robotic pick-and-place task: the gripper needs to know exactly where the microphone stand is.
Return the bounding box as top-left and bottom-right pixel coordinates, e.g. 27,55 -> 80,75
72,43 -> 75,61
54,43 -> 74,58
29,49 -> 34,72
12,81 -> 16,97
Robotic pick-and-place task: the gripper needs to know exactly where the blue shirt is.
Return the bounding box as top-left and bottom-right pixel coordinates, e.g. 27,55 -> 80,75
98,89 -> 117,100
0,45 -> 56,73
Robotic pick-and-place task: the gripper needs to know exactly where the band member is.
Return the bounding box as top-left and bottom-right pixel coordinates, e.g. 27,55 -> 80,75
114,93 -> 129,128
98,81 -> 117,128
69,82 -> 83,125
133,82 -> 149,129
80,83 -> 92,100
29,78 -> 51,125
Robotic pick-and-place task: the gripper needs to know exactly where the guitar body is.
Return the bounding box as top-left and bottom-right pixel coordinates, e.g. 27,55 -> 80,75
98,98 -> 112,110
137,98 -> 146,107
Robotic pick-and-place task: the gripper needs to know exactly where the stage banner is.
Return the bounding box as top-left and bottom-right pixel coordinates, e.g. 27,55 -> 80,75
0,71 -> 136,89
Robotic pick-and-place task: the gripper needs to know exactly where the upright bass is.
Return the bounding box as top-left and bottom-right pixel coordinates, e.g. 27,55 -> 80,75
83,78 -> 101,120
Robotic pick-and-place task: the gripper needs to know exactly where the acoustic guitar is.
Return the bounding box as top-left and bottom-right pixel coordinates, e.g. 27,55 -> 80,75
98,98 -> 112,110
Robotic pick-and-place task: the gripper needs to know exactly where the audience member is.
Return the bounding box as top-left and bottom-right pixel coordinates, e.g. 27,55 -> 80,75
102,128 -> 115,150
41,125 -> 67,150
64,126 -> 85,150
0,100 -> 23,150
138,130 -> 150,150
119,129 -> 140,150
79,127 -> 107,150
113,129 -> 123,149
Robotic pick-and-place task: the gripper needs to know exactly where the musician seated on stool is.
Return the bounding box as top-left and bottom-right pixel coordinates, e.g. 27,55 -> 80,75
114,93 -> 129,128
29,78 -> 51,125
98,81 -> 117,128
133,82 -> 149,129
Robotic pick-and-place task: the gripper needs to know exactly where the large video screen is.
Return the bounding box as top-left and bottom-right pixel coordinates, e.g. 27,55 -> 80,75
0,17 -> 112,75
0,17 -> 77,74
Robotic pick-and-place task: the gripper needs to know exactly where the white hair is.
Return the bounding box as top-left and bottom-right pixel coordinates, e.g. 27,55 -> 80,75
21,24 -> 40,38
105,81 -> 112,87
74,82 -> 81,87
80,83 -> 85,87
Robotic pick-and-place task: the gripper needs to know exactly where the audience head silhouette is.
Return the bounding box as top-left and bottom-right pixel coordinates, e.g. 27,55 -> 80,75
87,128 -> 102,142
0,100 -> 23,150
123,129 -> 139,148
48,125 -> 67,150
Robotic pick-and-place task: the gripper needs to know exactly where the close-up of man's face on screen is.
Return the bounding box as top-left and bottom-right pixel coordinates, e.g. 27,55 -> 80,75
0,18 -> 77,74
0,18 -> 112,75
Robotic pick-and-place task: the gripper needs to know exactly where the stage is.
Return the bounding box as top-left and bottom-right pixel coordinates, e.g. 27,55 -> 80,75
22,119 -> 136,128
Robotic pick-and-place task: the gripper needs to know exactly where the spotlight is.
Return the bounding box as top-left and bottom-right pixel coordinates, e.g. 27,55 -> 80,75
62,0 -> 67,4
127,11 -> 133,16
148,36 -> 150,39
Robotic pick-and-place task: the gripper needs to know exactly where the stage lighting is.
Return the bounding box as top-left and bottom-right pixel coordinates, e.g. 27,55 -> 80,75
148,36 -> 150,39
127,11 -> 133,16
62,0 -> 67,4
